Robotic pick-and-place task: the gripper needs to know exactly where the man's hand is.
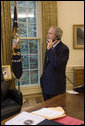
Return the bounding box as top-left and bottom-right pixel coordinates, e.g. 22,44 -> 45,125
47,39 -> 57,50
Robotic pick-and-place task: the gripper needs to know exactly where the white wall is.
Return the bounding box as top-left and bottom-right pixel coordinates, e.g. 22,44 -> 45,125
57,1 -> 84,67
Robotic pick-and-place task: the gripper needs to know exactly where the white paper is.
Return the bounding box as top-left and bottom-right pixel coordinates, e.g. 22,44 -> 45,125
66,90 -> 79,94
5,111 -> 45,125
31,108 -> 65,118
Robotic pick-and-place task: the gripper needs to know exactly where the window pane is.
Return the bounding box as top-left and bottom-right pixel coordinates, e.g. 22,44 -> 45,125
11,1 -> 14,19
18,7 -> 27,22
29,40 -> 38,54
30,55 -> 38,69
28,24 -> 36,37
21,71 -> 29,85
30,70 -> 38,84
27,8 -> 35,18
28,17 -> 36,24
27,1 -> 36,8
22,56 -> 29,69
18,23 -> 27,37
17,1 -> 26,7
21,41 -> 29,54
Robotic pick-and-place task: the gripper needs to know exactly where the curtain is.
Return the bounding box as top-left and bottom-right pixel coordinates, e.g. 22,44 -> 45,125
42,1 -> 58,64
1,1 -> 15,88
1,1 -> 12,65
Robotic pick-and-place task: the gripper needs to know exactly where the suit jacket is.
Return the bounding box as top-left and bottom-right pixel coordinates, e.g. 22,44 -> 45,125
40,41 -> 69,95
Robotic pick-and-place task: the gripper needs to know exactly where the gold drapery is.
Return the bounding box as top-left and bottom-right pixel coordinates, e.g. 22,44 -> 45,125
1,1 -> 12,65
42,1 -> 58,64
1,1 -> 15,88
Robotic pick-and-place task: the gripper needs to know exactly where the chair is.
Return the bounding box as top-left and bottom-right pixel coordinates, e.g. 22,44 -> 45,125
1,69 -> 23,121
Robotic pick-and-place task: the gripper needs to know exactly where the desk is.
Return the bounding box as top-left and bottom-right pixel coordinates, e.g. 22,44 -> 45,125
1,92 -> 84,125
26,92 -> 84,121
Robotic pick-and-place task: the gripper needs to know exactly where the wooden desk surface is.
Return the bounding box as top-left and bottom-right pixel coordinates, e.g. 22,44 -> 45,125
1,92 -> 84,125
26,92 -> 84,121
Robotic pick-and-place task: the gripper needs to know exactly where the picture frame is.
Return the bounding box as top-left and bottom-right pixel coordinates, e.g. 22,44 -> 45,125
2,65 -> 12,80
73,24 -> 84,49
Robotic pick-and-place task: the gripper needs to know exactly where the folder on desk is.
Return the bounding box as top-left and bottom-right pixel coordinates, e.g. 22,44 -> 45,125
54,116 -> 84,125
31,107 -> 66,120
37,119 -> 64,125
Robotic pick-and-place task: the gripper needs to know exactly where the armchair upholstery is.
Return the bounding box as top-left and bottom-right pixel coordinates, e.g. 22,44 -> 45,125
1,70 -> 23,121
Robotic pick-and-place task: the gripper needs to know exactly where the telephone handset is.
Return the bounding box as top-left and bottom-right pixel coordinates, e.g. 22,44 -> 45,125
52,37 -> 58,42
46,37 -> 58,43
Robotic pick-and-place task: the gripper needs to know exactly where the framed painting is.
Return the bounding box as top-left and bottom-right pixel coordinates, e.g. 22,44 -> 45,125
73,24 -> 84,49
2,65 -> 12,80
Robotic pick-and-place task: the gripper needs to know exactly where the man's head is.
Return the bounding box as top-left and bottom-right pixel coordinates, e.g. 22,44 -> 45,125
47,26 -> 63,42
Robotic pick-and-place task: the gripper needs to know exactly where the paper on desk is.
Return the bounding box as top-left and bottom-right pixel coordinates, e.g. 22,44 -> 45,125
66,90 -> 79,94
31,107 -> 66,120
5,111 -> 45,125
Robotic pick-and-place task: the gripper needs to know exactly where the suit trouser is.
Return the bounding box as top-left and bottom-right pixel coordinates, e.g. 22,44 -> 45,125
42,90 -> 57,101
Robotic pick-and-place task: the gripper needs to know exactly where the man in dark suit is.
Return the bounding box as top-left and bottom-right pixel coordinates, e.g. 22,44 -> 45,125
40,26 -> 69,101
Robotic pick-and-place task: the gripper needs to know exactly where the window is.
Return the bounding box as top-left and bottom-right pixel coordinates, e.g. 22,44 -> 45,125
11,1 -> 42,94
19,38 -> 40,86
